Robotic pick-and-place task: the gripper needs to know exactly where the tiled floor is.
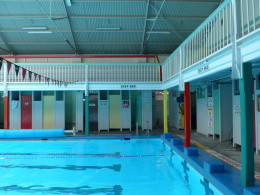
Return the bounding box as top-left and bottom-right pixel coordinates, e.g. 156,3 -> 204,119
86,128 -> 260,176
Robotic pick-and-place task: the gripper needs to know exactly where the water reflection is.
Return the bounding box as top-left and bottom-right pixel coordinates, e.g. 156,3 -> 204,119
200,178 -> 214,195
0,184 -> 123,194
181,160 -> 190,183
1,164 -> 121,171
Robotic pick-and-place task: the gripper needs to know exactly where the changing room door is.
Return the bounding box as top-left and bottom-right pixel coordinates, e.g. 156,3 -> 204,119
89,94 -> 98,131
109,95 -> 120,129
21,96 -> 32,129
43,94 -> 55,129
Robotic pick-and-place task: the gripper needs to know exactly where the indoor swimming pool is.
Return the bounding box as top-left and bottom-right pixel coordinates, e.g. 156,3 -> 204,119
0,139 -> 221,195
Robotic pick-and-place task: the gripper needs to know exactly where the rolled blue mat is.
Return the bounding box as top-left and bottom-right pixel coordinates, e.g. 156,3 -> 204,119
0,129 -> 64,138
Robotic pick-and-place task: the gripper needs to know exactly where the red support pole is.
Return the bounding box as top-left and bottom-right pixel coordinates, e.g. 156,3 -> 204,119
184,82 -> 191,147
4,93 -> 9,129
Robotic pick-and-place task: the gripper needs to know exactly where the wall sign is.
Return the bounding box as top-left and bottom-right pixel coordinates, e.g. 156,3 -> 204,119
234,105 -> 240,115
198,65 -> 209,74
121,85 -> 136,89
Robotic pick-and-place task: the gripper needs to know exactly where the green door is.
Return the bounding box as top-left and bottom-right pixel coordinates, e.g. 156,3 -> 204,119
43,94 -> 55,129
213,86 -> 220,135
109,95 -> 120,129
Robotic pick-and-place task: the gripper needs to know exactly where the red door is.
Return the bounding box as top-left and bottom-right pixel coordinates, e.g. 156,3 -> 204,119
21,96 -> 32,129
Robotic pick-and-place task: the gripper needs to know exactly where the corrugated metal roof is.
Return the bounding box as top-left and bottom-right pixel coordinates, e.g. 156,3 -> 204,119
0,0 -> 222,55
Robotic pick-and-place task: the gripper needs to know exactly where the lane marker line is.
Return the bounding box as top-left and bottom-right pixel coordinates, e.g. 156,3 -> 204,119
0,154 -> 171,160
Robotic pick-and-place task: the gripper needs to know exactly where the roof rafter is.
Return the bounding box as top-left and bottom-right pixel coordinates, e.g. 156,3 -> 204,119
0,32 -> 14,55
61,0 -> 79,54
0,15 -> 208,20
3,41 -> 182,45
2,29 -> 194,33
34,0 -> 78,54
140,0 -> 150,54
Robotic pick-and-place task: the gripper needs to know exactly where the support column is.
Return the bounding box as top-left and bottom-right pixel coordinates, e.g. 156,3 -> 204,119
184,82 -> 191,147
4,92 -> 9,129
163,90 -> 168,133
239,62 -> 255,187
85,94 -> 89,136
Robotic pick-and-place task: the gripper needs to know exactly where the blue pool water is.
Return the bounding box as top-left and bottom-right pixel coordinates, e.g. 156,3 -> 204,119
0,139 -> 222,194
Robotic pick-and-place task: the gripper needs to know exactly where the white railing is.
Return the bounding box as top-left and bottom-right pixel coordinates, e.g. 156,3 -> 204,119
162,0 -> 260,81
0,63 -> 161,84
88,64 -> 160,82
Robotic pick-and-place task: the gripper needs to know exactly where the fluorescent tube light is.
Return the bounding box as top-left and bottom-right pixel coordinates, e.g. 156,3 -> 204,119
146,31 -> 171,34
146,18 -> 156,21
22,27 -> 47,30
96,27 -> 121,30
27,31 -> 53,34
65,0 -> 71,6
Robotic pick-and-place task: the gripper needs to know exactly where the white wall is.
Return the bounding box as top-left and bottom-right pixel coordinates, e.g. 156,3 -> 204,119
169,91 -> 180,129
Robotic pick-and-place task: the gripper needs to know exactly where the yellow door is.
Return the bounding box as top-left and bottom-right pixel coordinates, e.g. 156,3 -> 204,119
43,95 -> 55,129
109,95 -> 120,129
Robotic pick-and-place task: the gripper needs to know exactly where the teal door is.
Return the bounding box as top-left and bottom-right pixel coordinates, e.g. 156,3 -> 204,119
213,86 -> 220,135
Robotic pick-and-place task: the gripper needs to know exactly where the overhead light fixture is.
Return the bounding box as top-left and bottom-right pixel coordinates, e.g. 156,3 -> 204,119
96,27 -> 121,30
22,26 -> 47,30
27,31 -> 53,34
65,0 -> 71,6
147,31 -> 171,34
146,18 -> 156,21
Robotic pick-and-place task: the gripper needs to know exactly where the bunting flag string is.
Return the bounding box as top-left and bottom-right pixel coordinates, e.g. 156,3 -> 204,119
7,61 -> 12,74
15,65 -> 19,77
0,57 -> 77,87
28,71 -> 32,81
34,72 -> 38,80
22,68 -> 26,80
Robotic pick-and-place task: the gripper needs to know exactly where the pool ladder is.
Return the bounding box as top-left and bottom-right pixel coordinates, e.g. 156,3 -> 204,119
146,121 -> 150,141
136,122 -> 139,142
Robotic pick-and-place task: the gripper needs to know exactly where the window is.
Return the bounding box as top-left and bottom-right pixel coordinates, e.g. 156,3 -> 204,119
56,91 -> 64,101
34,91 -> 42,101
100,90 -> 108,100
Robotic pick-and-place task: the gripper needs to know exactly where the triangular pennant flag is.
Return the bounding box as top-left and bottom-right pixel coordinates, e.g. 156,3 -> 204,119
34,73 -> 38,80
28,71 -> 32,81
0,57 -> 3,71
15,65 -> 20,77
7,61 -> 12,74
22,68 -> 27,80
